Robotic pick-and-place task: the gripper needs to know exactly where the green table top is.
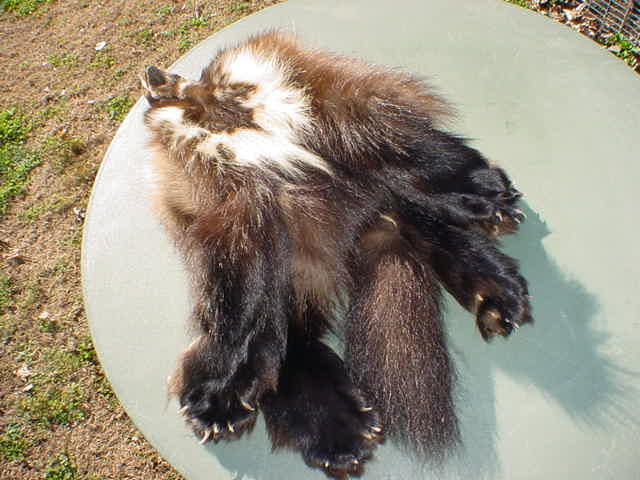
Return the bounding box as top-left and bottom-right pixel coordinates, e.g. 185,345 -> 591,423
82,1 -> 640,478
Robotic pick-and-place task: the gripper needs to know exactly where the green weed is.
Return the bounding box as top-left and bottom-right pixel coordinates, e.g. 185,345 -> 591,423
99,96 -> 134,122
178,37 -> 194,53
43,135 -> 85,172
0,108 -> 40,215
137,28 -> 155,45
39,316 -> 58,333
174,16 -> 209,53
1,0 -> 52,16
0,316 -> 17,343
19,202 -> 45,222
230,1 -> 251,15
0,424 -> 29,462
41,101 -> 68,121
20,195 -> 74,223
44,452 -> 78,480
0,108 -> 30,145
17,281 -> 43,314
64,227 -> 83,248
89,52 -> 116,70
45,347 -> 84,375
0,272 -> 13,314
76,337 -> 98,365
156,4 -> 173,18
94,371 -> 116,405
19,382 -> 86,427
604,33 -> 639,69
49,53 -> 79,69
0,144 -> 41,216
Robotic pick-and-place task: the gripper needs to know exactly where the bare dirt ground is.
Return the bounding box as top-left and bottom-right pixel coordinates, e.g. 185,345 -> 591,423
0,1 -> 636,479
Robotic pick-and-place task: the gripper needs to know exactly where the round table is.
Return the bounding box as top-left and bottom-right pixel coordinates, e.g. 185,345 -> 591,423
82,1 -> 640,478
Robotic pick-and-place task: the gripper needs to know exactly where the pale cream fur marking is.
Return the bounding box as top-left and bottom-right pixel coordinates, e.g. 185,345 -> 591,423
149,58 -> 331,176
149,106 -> 209,145
196,128 -> 330,176
221,48 -> 331,176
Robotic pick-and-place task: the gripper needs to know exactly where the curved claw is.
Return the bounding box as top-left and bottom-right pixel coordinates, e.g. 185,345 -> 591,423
512,208 -> 526,223
240,399 -> 256,412
199,429 -> 211,445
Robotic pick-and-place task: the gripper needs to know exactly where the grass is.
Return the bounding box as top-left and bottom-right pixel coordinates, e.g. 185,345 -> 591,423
16,280 -> 43,316
0,107 -> 30,145
1,0 -> 52,16
89,52 -> 116,70
231,1 -> 252,15
0,272 -> 13,314
49,52 -> 79,69
0,424 -> 29,462
156,4 -> 174,18
44,452 -> 78,480
38,315 -> 58,333
99,95 -> 135,122
0,144 -> 40,215
76,337 -> 98,365
43,135 -> 86,172
18,382 -> 86,427
41,99 -> 69,122
136,28 -> 155,45
19,195 -> 75,223
0,108 -> 41,216
174,16 -> 209,53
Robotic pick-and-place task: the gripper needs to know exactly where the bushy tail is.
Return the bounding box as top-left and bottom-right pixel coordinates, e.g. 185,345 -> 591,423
345,215 -> 458,458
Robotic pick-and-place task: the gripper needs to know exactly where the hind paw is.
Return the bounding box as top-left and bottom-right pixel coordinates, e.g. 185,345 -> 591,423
303,407 -> 384,479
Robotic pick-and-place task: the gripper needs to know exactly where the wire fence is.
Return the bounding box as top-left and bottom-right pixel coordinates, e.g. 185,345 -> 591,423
586,0 -> 640,45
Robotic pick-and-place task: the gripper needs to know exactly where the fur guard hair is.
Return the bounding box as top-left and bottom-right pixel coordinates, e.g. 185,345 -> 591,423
141,31 -> 532,479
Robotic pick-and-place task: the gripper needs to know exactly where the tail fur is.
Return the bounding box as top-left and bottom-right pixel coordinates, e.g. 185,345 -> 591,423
345,215 -> 458,458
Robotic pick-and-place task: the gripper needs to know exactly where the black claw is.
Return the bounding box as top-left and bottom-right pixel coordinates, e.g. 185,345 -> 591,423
497,188 -> 523,204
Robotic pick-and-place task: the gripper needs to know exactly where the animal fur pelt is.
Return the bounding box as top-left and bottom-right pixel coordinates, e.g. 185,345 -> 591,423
140,31 -> 532,479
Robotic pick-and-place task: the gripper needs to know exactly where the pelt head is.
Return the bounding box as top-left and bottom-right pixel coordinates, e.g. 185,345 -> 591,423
141,64 -> 259,135
140,44 -> 333,180
140,66 -> 186,103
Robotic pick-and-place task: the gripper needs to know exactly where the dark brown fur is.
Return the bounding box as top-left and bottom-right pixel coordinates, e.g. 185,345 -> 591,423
142,31 -> 531,479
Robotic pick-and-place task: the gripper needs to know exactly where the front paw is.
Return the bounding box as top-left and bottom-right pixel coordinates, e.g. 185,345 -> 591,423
453,194 -> 525,237
473,284 -> 532,341
480,203 -> 526,237
178,364 -> 260,443
170,337 -> 270,444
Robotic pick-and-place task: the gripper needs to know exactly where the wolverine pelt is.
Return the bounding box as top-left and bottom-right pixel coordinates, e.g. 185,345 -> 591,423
141,31 -> 532,479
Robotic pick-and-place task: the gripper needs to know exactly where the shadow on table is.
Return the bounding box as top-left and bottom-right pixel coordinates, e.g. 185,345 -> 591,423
206,203 -> 636,480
